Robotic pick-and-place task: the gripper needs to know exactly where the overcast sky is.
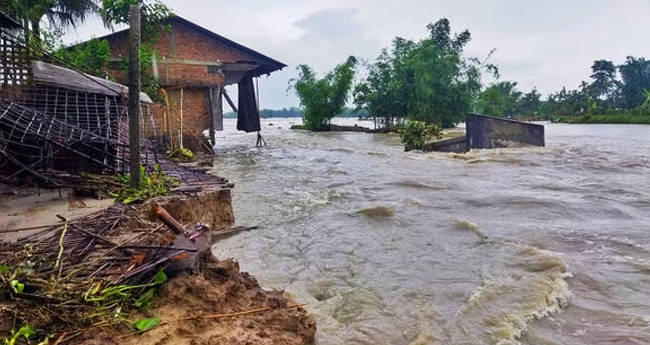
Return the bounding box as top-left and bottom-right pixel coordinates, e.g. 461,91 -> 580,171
64,0 -> 650,109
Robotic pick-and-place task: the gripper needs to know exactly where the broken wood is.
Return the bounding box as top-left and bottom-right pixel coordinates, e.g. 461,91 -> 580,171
212,225 -> 260,238
151,202 -> 186,235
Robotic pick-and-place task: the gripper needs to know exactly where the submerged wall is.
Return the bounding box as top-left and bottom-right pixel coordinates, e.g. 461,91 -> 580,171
428,114 -> 545,153
466,113 -> 545,149
426,135 -> 468,153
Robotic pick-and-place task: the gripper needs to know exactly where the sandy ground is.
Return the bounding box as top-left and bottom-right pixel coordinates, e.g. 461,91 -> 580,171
0,188 -> 114,242
82,255 -> 316,345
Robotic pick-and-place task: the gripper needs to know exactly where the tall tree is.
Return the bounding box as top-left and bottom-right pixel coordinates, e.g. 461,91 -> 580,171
476,81 -> 522,117
354,18 -> 494,128
290,56 -> 358,130
618,56 -> 650,109
353,37 -> 416,128
519,88 -> 542,117
589,60 -> 617,99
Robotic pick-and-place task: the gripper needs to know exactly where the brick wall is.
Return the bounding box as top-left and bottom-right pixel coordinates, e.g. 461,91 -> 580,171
147,87 -> 212,148
103,18 -> 268,149
105,19 -> 262,88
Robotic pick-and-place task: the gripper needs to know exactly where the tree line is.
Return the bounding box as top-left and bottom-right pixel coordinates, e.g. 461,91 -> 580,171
290,18 -> 650,130
476,58 -> 650,121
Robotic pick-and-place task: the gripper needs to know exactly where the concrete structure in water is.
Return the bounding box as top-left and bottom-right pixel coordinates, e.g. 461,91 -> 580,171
428,113 -> 545,153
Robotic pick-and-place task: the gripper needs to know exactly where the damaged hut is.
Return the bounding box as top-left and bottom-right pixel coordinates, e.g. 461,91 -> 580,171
0,11 -> 155,186
97,15 -> 287,151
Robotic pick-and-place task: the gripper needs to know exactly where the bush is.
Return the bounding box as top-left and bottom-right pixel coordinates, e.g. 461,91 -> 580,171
400,120 -> 442,151
168,147 -> 195,163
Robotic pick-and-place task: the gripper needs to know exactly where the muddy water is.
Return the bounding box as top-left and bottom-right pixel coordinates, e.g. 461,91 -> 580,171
209,119 -> 650,345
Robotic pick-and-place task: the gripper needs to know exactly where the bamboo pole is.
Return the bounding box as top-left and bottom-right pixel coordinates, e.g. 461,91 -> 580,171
180,87 -> 184,149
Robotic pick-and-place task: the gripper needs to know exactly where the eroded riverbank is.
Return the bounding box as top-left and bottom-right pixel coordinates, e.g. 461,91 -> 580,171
0,187 -> 315,345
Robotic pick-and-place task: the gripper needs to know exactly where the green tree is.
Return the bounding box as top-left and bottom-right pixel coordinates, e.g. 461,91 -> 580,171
0,0 -> 98,45
54,37 -> 110,75
355,18 -> 495,129
618,56 -> 650,109
476,81 -> 522,117
99,0 -> 171,42
353,38 -> 416,129
589,60 -> 617,99
290,56 -> 358,131
519,88 -> 542,117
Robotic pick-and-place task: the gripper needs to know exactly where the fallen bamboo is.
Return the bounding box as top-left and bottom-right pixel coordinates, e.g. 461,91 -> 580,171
54,219 -> 69,277
56,215 -> 120,247
0,223 -> 61,234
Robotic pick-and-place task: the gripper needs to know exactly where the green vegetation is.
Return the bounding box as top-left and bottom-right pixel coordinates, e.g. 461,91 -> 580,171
353,18 -> 497,129
475,58 -> 650,123
290,17 -> 650,127
110,165 -> 179,204
0,0 -> 98,46
224,107 -> 367,119
2,325 -> 35,345
0,0 -> 174,103
400,120 -> 442,151
53,37 -> 111,77
168,147 -> 195,163
289,56 -> 358,130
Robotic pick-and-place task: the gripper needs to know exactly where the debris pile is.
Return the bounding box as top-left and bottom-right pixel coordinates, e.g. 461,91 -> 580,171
0,187 -> 314,345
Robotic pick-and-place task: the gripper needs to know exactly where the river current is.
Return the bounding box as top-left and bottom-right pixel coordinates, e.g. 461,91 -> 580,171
209,118 -> 650,345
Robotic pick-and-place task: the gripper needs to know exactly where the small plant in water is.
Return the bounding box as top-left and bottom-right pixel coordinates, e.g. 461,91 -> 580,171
400,120 -> 442,151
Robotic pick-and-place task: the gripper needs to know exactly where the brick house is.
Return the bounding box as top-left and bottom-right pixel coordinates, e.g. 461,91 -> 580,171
99,16 -> 286,151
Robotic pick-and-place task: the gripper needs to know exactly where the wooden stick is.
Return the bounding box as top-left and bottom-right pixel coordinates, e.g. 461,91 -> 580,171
0,223 -> 61,234
54,219 -> 69,276
211,226 -> 260,239
56,215 -> 120,247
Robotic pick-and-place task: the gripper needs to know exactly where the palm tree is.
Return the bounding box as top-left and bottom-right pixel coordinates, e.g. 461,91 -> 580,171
0,0 -> 98,43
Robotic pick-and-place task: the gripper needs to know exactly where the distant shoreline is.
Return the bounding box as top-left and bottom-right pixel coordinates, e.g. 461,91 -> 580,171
554,114 -> 650,125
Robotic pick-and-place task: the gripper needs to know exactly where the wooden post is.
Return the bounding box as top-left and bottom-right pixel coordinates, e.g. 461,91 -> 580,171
128,5 -> 141,188
208,85 -> 223,147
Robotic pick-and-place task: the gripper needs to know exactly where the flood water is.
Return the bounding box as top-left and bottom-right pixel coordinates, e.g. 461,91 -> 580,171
209,118 -> 650,345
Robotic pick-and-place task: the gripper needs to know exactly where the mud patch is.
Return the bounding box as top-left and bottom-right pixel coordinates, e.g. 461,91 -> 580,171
82,254 -> 316,345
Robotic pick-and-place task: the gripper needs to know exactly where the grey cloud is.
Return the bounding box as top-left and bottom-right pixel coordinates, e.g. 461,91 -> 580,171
60,0 -> 650,108
294,8 -> 362,41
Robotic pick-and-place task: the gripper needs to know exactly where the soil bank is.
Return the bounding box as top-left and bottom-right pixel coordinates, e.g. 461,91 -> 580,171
0,187 -> 316,345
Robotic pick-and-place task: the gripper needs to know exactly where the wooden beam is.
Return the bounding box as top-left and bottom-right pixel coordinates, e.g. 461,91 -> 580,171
128,5 -> 141,188
222,90 -> 238,113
